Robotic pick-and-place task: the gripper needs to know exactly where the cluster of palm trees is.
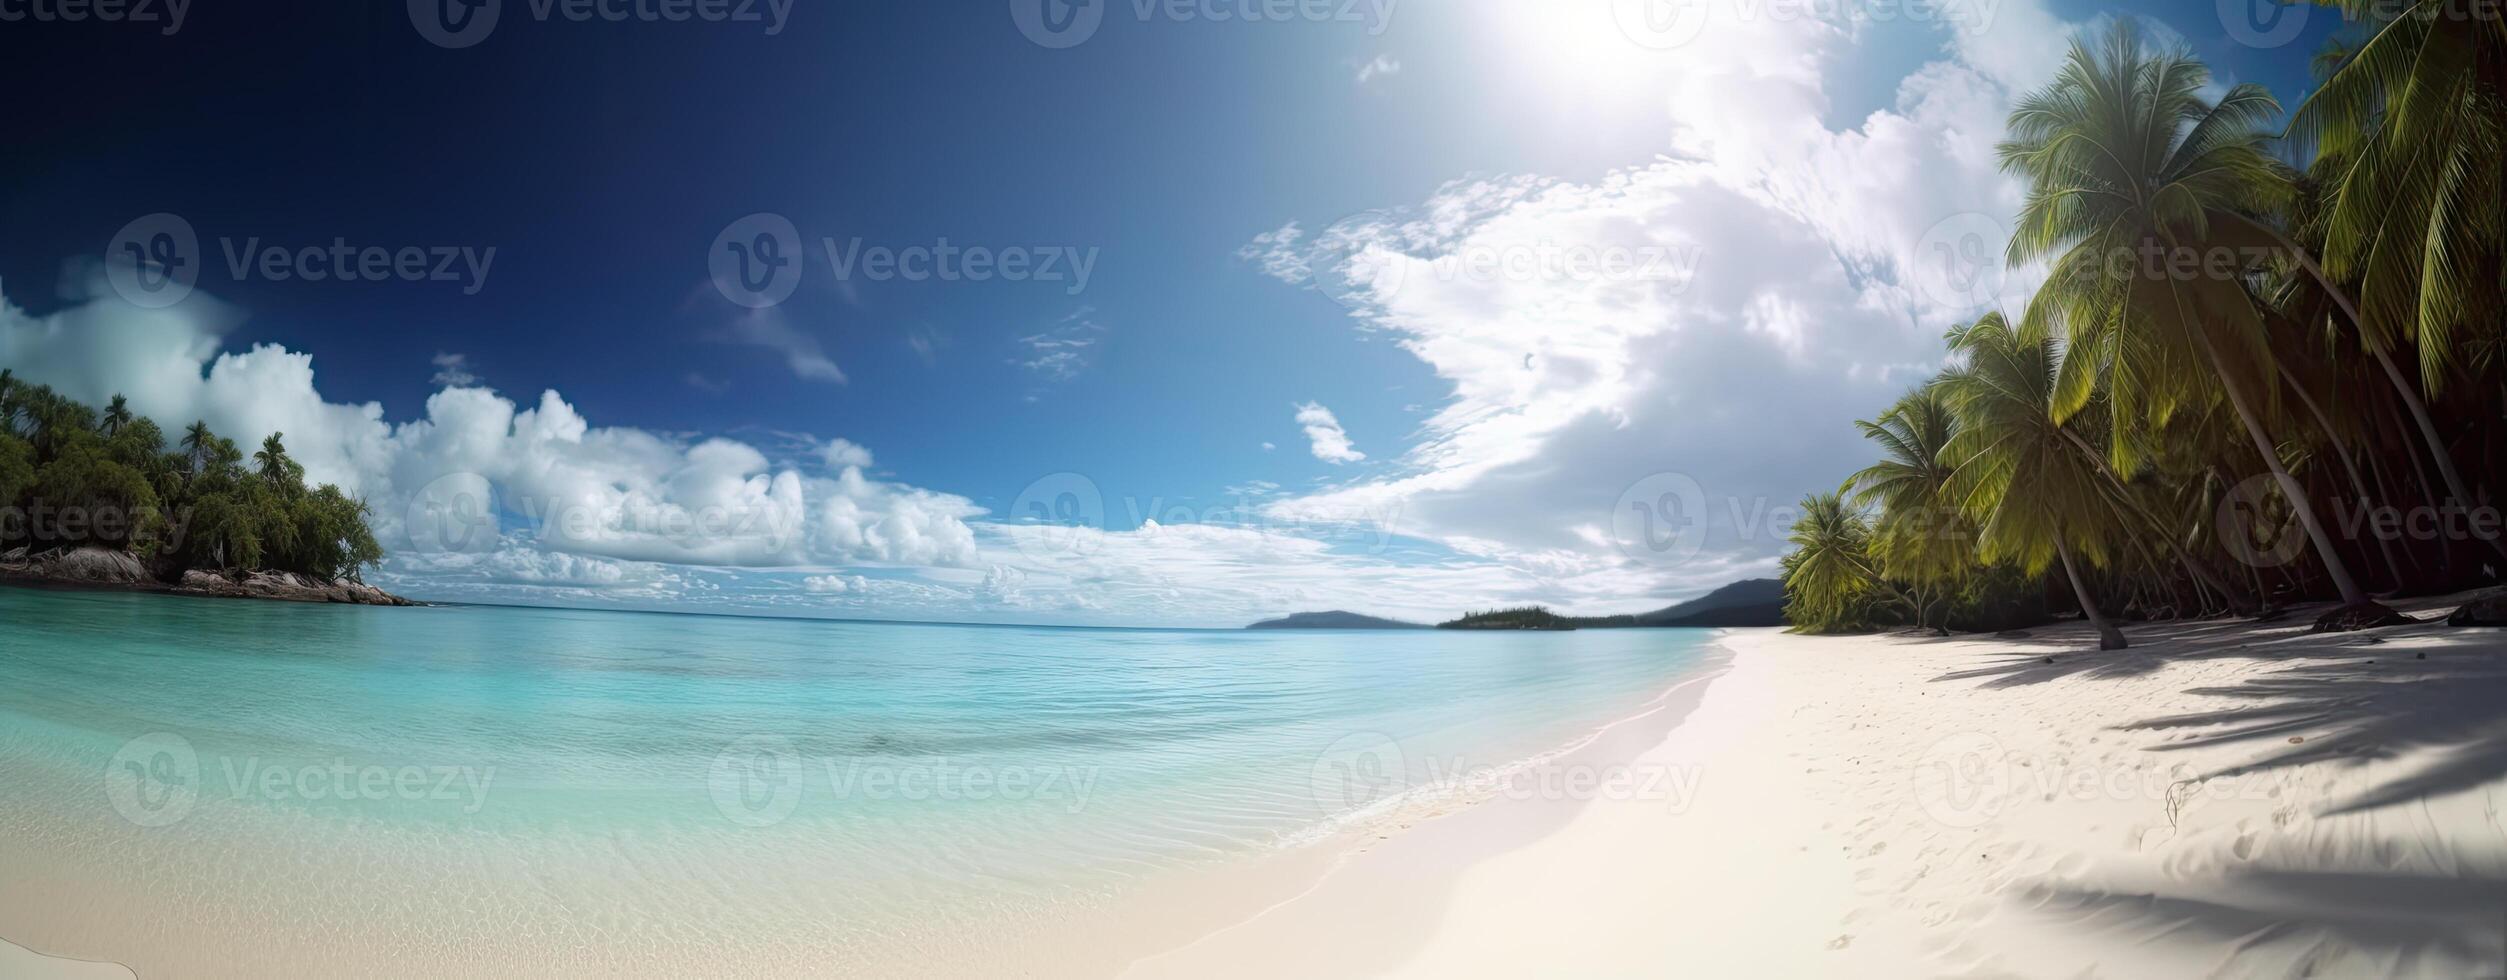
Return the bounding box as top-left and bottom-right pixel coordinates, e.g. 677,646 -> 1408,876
1781,17 -> 2505,645
0,370 -> 382,582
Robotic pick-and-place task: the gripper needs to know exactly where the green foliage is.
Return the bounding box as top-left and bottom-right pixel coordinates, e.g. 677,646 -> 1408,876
1783,18 -> 2507,637
0,386 -> 384,582
1780,493 -> 1884,633
1439,606 -> 1579,630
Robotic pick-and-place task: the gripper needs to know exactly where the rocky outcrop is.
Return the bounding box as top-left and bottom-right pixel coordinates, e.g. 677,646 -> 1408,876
0,549 -> 418,606
172,569 -> 420,606
34,547 -> 148,584
2447,592 -> 2507,627
2311,601 -> 2416,633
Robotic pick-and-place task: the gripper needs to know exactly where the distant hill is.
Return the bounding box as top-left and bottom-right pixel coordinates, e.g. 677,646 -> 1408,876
1246,610 -> 1429,630
1629,578 -> 1787,627
1244,580 -> 1788,632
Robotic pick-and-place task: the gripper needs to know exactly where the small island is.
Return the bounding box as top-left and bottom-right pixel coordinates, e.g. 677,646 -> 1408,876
0,377 -> 412,606
1438,606 -> 1580,631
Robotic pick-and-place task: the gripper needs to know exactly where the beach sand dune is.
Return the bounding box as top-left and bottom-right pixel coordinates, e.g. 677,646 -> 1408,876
1130,593 -> 2507,979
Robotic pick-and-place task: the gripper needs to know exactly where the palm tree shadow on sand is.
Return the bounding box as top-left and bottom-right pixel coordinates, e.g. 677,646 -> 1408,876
1924,597 -> 2507,973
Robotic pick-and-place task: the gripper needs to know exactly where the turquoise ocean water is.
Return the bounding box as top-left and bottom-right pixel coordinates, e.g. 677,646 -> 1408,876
0,586 -> 1717,974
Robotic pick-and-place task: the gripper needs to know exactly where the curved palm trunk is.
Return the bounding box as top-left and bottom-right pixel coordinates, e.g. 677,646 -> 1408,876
2058,428 -> 2259,613
2189,328 -> 2373,607
2054,532 -> 2127,650
2271,358 -> 2412,591
2240,216 -> 2502,562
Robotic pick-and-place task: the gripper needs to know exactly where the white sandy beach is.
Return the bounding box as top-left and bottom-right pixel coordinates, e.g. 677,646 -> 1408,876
1130,594 -> 2507,979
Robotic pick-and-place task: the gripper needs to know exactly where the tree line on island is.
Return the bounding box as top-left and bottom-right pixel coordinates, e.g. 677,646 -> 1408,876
0,375 -> 386,589
1782,19 -> 2507,646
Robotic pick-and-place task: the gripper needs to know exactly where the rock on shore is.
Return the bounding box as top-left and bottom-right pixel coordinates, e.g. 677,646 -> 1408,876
0,547 -> 419,606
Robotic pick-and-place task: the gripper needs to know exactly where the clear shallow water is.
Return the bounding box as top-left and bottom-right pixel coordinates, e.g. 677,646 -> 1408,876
0,587 -> 1716,974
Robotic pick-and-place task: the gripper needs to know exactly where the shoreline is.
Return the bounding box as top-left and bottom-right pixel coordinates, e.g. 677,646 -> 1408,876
1123,593 -> 2507,978
0,549 -> 420,607
13,601 -> 2506,976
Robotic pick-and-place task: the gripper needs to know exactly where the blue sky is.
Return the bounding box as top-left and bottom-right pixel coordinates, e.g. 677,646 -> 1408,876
1,0 -> 2349,625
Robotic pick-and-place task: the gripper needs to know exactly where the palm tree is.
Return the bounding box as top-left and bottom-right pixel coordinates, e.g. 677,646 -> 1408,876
2000,21 -> 2381,615
101,395 -> 133,437
2287,3 -> 2504,549
254,433 -> 292,490
1780,492 -> 1882,632
1935,317 -> 2135,651
1844,388 -> 1971,631
181,421 -> 216,477
1939,312 -> 2129,650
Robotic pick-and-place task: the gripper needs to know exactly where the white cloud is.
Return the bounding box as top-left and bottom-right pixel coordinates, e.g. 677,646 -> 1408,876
1,282 -> 976,578
1294,402 -> 1365,464
429,352 -> 478,387
1356,55 -> 1401,84
1245,1 -> 2079,600
715,307 -> 846,384
1015,307 -> 1107,385
802,574 -> 865,593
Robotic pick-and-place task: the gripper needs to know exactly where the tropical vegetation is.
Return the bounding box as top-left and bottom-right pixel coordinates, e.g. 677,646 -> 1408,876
0,375 -> 383,583
1782,18 -> 2507,645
